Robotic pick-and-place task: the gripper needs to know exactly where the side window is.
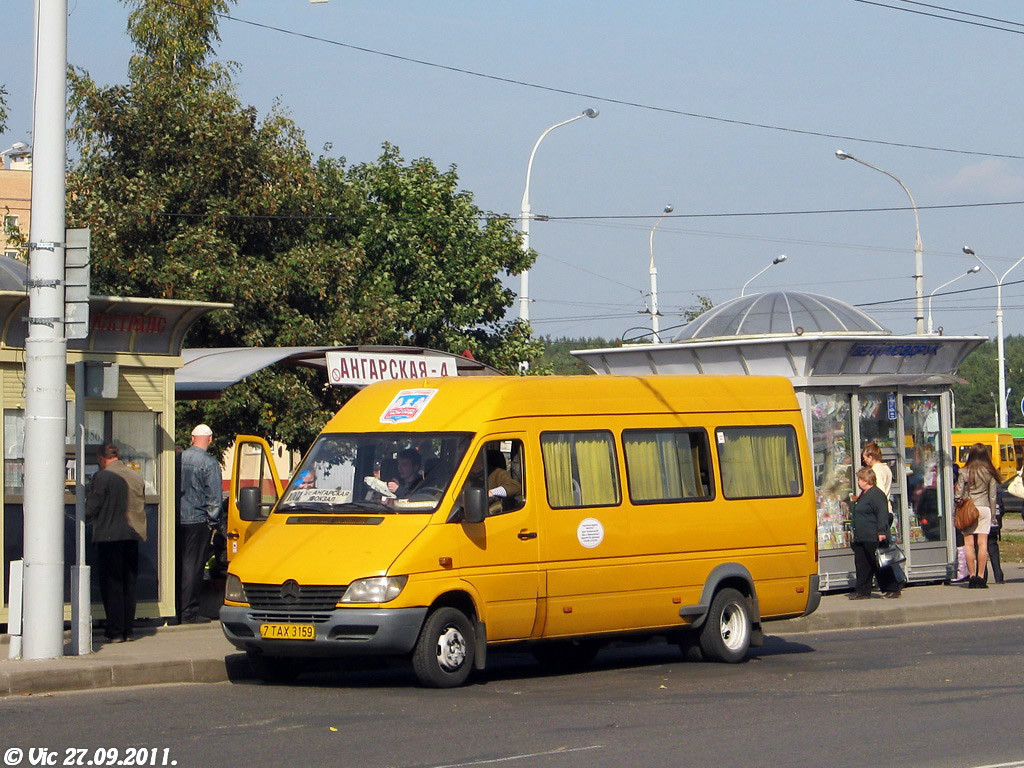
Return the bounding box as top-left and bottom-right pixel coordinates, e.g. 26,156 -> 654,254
716,425 -> 803,500
462,439 -> 526,516
540,430 -> 620,509
236,442 -> 279,509
623,428 -> 713,504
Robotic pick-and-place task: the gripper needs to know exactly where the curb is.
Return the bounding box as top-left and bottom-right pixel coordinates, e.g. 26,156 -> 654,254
774,596 -> 1024,633
0,654 -> 251,698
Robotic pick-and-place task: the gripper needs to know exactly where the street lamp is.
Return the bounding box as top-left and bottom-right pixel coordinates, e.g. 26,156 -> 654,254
835,149 -> 925,334
964,245 -> 1024,428
519,108 -> 599,325
648,204 -> 673,343
927,265 -> 980,334
741,254 -> 787,297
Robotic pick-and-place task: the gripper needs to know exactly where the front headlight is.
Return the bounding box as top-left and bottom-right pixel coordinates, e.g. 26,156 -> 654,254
224,573 -> 247,604
341,575 -> 408,604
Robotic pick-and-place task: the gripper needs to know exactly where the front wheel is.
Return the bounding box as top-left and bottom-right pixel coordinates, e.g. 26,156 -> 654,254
412,607 -> 475,688
698,588 -> 751,663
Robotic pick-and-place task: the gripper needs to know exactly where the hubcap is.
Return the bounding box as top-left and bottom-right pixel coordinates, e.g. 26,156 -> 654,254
720,603 -> 749,651
436,625 -> 467,671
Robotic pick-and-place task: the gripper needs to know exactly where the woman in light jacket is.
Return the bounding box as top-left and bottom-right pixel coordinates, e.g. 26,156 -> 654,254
956,443 -> 999,589
862,441 -> 893,528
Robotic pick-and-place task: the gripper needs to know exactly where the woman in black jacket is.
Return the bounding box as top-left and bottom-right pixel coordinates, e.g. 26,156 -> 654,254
850,466 -> 901,599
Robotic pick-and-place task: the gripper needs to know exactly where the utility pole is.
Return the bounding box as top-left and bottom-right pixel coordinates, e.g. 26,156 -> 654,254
22,0 -> 69,660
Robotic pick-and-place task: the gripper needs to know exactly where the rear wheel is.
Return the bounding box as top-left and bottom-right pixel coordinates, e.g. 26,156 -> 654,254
247,652 -> 302,684
412,607 -> 475,688
698,588 -> 751,663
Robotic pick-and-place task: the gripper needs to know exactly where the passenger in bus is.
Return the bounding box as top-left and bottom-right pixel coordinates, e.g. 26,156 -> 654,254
461,448 -> 522,515
849,467 -> 901,599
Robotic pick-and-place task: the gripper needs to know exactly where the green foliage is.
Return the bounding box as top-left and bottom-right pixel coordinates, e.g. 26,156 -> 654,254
536,336 -> 615,375
0,84 -> 7,133
66,0 -> 538,452
952,336 -> 1024,428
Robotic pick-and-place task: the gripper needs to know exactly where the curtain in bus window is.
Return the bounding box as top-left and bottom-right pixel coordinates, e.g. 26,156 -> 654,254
541,434 -> 574,508
720,428 -> 798,498
623,433 -> 662,501
575,433 -> 619,505
677,438 -> 703,497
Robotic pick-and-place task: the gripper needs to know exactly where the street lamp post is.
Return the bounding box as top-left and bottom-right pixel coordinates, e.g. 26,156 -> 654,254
927,265 -> 980,334
964,245 -> 1024,429
835,149 -> 925,334
648,205 -> 673,343
741,254 -> 787,297
519,109 -> 599,325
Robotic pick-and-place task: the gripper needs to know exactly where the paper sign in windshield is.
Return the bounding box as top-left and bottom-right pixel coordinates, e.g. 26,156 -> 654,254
285,488 -> 353,505
380,388 -> 438,424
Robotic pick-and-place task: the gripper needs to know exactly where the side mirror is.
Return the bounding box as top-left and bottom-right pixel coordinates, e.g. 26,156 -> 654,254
238,486 -> 268,521
463,487 -> 487,524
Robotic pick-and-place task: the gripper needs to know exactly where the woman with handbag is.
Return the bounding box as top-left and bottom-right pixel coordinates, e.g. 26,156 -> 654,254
955,443 -> 999,589
849,467 -> 901,599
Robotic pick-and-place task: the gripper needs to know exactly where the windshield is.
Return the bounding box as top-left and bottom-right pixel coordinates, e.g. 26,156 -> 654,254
277,432 -> 472,514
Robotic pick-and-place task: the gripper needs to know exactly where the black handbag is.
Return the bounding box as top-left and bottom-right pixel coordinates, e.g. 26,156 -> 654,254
875,542 -> 906,569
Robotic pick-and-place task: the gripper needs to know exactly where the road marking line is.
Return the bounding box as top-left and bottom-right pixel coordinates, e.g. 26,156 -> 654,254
969,761 -> 1024,768
427,745 -> 604,768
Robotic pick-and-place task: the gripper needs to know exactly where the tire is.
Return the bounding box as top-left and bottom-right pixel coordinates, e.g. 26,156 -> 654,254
412,607 -> 475,688
531,639 -> 601,671
248,651 -> 302,684
698,588 -> 752,663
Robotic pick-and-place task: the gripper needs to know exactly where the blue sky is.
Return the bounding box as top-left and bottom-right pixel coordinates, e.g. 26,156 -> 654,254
4,1 -> 1024,341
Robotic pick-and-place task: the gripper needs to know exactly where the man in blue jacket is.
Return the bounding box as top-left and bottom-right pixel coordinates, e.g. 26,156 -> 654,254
178,424 -> 222,624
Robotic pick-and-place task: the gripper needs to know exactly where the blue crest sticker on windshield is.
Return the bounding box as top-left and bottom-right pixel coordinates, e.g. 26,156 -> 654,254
380,388 -> 439,424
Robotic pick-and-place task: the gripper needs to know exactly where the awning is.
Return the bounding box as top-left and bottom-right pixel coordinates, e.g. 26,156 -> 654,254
176,345 -> 502,399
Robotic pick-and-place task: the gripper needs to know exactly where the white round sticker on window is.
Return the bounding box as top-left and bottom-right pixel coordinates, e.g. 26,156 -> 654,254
577,518 -> 604,549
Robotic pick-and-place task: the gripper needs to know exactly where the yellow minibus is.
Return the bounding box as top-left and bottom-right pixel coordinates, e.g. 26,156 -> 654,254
221,375 -> 820,687
951,429 -> 1016,481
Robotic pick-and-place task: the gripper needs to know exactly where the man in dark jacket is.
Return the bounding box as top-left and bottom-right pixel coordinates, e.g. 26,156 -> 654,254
86,444 -> 146,642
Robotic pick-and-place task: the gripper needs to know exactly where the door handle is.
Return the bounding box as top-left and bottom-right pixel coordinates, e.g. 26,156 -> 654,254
518,530 -> 538,540
226,532 -> 240,540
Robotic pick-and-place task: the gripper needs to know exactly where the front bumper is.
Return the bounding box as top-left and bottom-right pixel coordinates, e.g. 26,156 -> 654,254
220,604 -> 428,658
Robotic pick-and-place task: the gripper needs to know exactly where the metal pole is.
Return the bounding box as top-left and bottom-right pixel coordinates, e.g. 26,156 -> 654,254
967,246 -> 1024,430
22,0 -> 69,660
835,151 -> 924,333
71,361 -> 91,655
518,110 -> 599,326
648,205 -> 673,343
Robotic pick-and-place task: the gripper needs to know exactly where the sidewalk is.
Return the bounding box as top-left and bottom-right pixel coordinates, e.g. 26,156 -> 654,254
4,562 -> 1024,698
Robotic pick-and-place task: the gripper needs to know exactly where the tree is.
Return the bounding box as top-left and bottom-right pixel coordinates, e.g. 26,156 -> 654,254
953,336 -> 1024,428
0,84 -> 7,132
67,0 -> 537,452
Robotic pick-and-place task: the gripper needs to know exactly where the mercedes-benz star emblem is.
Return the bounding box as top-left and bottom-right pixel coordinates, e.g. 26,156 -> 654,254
280,579 -> 301,604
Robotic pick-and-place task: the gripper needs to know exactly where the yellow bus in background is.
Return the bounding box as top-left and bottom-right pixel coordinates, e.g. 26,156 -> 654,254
221,375 -> 820,687
951,429 -> 1016,481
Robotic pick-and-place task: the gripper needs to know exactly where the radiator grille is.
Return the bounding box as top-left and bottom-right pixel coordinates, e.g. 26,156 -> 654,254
243,582 -> 346,611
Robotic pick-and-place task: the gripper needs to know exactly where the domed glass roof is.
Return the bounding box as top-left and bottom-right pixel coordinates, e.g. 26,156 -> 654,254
0,255 -> 28,292
673,291 -> 889,341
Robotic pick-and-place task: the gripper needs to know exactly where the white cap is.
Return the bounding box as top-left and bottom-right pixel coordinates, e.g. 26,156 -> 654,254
191,424 -> 213,437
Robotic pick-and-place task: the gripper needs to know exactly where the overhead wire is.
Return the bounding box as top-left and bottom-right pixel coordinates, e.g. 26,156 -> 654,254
216,10 -> 1024,160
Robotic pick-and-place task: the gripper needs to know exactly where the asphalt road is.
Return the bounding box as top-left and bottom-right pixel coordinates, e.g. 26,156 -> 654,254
2,618 -> 1024,768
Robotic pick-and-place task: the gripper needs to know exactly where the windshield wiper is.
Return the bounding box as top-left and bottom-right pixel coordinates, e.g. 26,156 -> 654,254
277,500 -> 394,514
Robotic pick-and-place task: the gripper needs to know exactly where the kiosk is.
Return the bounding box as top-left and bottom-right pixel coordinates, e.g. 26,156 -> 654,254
573,291 -> 986,590
0,255 -> 230,622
